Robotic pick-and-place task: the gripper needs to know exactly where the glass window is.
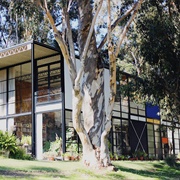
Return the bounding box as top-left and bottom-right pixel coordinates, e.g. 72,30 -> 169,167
130,101 -> 137,108
113,111 -> 120,117
148,130 -> 154,136
139,110 -> 145,116
130,115 -> 138,120
114,102 -> 120,111
0,119 -> 6,131
43,111 -> 61,141
130,108 -> 137,114
42,111 -> 62,157
0,70 -> 7,117
122,113 -> 128,119
14,63 -> 32,114
13,115 -> 32,155
148,141 -> 154,147
121,99 -> 129,113
174,129 -> 178,138
37,61 -> 61,103
139,117 -> 146,122
147,124 -> 153,130
65,110 -> 72,127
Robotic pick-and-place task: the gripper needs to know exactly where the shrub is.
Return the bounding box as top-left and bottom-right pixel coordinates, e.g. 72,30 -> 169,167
164,155 -> 177,167
9,146 -> 33,160
43,136 -> 62,160
43,141 -> 51,152
0,130 -> 17,154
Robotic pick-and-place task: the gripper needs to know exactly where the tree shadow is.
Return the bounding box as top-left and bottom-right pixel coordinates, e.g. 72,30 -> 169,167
114,163 -> 180,180
0,168 -> 34,179
106,172 -> 125,179
29,166 -> 59,172
0,166 -> 67,179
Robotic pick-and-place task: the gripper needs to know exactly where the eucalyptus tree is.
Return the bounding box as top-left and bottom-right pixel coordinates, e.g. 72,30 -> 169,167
10,0 -> 143,167
0,0 -> 50,49
119,0 -> 180,125
0,0 -> 14,48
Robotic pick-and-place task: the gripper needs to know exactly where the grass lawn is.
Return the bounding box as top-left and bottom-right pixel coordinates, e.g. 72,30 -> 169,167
0,157 -> 180,180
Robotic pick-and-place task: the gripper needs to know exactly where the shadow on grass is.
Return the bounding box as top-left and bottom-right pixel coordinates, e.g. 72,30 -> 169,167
106,172 -> 125,179
29,166 -> 59,172
77,167 -> 125,180
29,166 -> 67,178
0,166 -> 67,179
0,166 -> 34,179
114,162 -> 180,180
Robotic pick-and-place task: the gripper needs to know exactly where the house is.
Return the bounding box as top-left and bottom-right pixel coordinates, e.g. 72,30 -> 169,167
0,41 -> 179,160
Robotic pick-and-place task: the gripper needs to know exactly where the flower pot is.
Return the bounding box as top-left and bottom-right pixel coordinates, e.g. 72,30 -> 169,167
48,157 -> 55,161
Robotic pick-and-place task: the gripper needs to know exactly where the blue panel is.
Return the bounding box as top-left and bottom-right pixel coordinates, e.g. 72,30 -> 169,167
146,103 -> 160,119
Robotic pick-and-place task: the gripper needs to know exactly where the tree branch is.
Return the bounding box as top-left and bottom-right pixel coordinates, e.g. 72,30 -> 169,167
100,0 -> 116,166
42,0 -> 77,85
98,2 -> 138,51
115,0 -> 143,57
74,0 -> 104,90
101,1 -> 143,163
62,6 -> 76,69
67,0 -> 74,12
72,89 -> 93,147
131,51 -> 141,76
106,0 -> 116,122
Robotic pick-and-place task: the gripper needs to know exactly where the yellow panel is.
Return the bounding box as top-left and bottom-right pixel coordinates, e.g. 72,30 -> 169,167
147,118 -> 154,123
154,119 -> 160,124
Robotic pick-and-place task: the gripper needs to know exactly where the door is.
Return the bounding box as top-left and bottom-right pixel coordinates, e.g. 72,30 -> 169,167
129,120 -> 148,153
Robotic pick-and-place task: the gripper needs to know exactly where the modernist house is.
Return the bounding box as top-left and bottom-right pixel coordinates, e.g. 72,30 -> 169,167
0,41 -> 179,160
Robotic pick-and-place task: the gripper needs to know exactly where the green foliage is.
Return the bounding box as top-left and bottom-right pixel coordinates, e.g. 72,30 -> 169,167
9,146 -> 33,160
133,150 -> 147,159
43,135 -> 62,159
0,130 -> 17,154
164,155 -> 177,167
118,0 -> 180,123
43,141 -> 51,152
49,136 -> 62,155
21,135 -> 32,145
66,128 -> 82,154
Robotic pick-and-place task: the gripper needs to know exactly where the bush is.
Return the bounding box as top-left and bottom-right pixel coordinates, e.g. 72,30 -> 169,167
164,155 -> 177,167
0,130 -> 17,154
43,136 -> 62,160
9,146 -> 33,160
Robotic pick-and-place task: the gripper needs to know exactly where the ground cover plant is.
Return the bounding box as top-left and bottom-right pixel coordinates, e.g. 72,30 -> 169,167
0,158 -> 180,180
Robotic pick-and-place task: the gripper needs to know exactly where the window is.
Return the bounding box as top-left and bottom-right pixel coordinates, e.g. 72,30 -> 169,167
37,62 -> 61,103
0,69 -> 6,117
15,63 -> 32,114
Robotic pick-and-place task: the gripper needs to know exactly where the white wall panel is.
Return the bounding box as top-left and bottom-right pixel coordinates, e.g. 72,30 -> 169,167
36,102 -> 62,113
0,119 -> 6,131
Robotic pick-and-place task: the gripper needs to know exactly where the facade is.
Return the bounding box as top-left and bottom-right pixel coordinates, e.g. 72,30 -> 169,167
0,41 -> 179,160
112,74 -> 180,159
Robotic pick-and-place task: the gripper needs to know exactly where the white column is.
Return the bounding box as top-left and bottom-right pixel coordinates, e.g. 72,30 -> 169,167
36,113 -> 43,160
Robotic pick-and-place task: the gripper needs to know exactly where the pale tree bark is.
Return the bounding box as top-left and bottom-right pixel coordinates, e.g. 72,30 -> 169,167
37,0 -> 143,168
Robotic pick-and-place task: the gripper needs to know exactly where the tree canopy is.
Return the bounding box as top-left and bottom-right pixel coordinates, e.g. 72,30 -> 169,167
119,0 -> 180,123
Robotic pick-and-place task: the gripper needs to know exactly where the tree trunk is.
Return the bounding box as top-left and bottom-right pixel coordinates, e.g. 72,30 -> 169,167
42,0 -> 143,168
75,0 -> 110,167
